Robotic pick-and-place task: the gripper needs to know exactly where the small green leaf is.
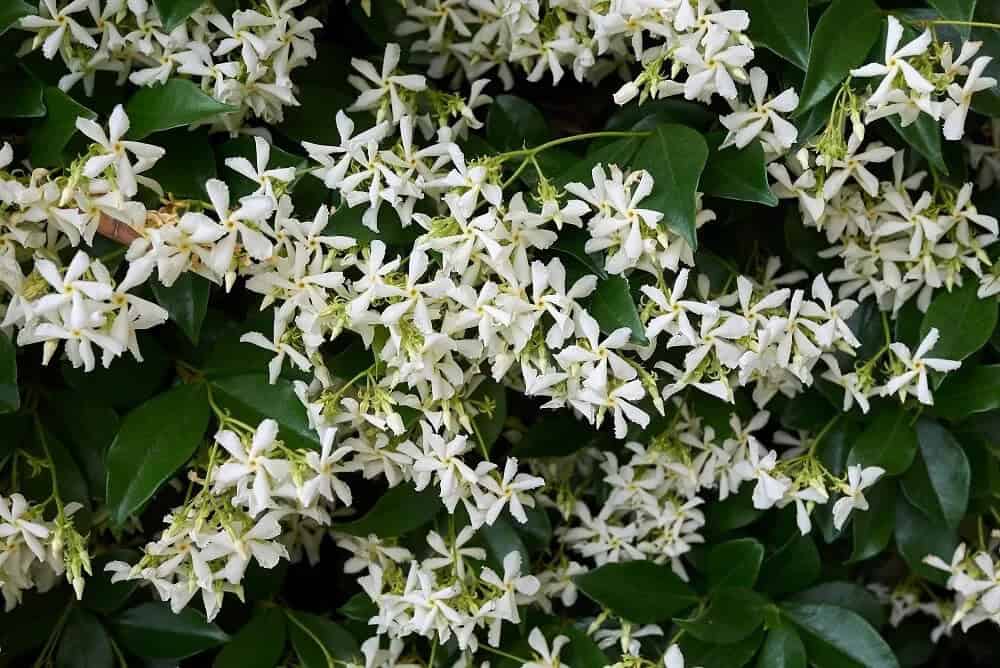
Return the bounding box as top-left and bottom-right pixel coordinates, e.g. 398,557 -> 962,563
106,383 -> 210,525
287,610 -> 359,667
850,480 -> 896,562
847,405 -> 919,476
30,86 -> 96,167
919,280 -> 999,361
797,0 -> 882,113
933,364 -> 1000,420
589,275 -> 649,345
732,0 -> 810,69
781,603 -> 899,668
152,0 -> 205,31
111,603 -> 228,660
700,132 -> 778,206
757,626 -> 807,668
337,484 -> 441,537
486,95 -> 549,151
574,560 -> 698,623
214,608 -> 287,668
789,582 -> 885,628
895,493 -> 957,585
901,419 -> 970,530
0,66 -> 45,118
55,608 -> 113,668
125,78 -> 236,139
152,273 -> 211,345
678,588 -> 767,644
210,374 -> 319,451
0,0 -> 33,34
633,124 -> 709,249
890,114 -> 947,174
0,331 -> 18,413
706,538 -> 764,590
339,593 -> 377,622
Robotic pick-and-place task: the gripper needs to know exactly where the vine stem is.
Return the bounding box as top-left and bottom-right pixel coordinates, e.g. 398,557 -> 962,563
33,414 -> 63,513
908,19 -> 1000,30
495,130 -> 650,161
285,609 -> 339,667
478,644 -> 531,664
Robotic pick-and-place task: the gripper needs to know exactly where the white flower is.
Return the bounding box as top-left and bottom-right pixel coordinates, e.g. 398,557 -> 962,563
851,17 -> 934,108
521,627 -> 569,668
478,458 -> 544,524
880,327 -> 961,405
943,56 -> 997,141
720,67 -> 799,151
75,105 -> 165,198
832,465 -> 885,530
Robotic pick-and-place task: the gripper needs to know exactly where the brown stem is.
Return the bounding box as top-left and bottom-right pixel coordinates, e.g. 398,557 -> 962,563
97,213 -> 140,245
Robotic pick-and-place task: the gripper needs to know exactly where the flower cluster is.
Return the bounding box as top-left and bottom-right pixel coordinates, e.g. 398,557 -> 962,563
17,0 -> 320,132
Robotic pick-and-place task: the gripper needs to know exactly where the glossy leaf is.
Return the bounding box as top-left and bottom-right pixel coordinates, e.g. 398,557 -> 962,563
0,0 -> 33,34
0,66 -> 45,118
633,124 -> 708,249
890,114 -> 947,174
781,603 -> 899,668
214,608 -> 287,668
733,0 -> 809,69
847,405 -> 919,476
144,127 -> 216,199
513,411 -> 605,458
152,0 -> 205,31
0,331 -> 18,413
895,493 -> 957,585
125,78 -> 236,139
152,273 -> 212,345
788,582 -> 885,628
574,560 -> 698,623
337,484 -> 441,537
901,419 -> 970,530
55,608 -> 113,668
678,588 -> 767,644
701,132 -> 778,206
287,610 -> 359,667
106,383 -> 210,525
850,481 -> 896,562
210,374 -> 319,451
486,95 -> 549,151
589,275 -> 648,345
30,86 -> 96,166
111,603 -> 228,660
757,626 -> 807,668
919,280 -> 998,361
797,0 -> 882,112
933,364 -> 1000,420
679,629 -> 764,668
706,538 -> 764,590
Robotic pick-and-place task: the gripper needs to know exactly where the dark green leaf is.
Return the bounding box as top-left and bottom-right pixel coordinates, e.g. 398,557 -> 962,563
890,114 -> 947,174
287,610 -> 359,667
111,603 -> 228,660
337,484 -> 441,537
486,95 -> 549,151
919,280 -> 998,361
928,0 -> 977,37
701,132 -> 778,206
757,626 -> 807,668
706,538 -> 764,590
589,275 -> 648,345
479,513 -> 529,571
0,331 -> 18,413
789,582 -> 885,628
56,608 -> 113,668
554,137 -> 642,188
781,603 -> 898,668
548,227 -> 608,278
106,383 -> 210,525
604,99 -> 714,133
339,593 -> 377,622
125,79 -> 235,139
46,392 -> 119,498
758,534 -> 820,598
0,66 -> 45,118
555,624 -> 609,668
30,86 -> 96,167
210,374 -> 319,451
152,0 -> 205,31
574,560 -> 698,623
678,588 -> 767,644
471,379 -> 507,453
83,550 -> 141,615
679,629 -> 764,668
934,364 -> 1000,421
214,608 -> 287,668
703,487 -> 764,536
847,405 -> 919,476
733,0 -> 810,69
0,0 -> 33,34
152,273 -> 211,345
513,411 -> 605,458
61,334 -> 171,410
850,481 -> 896,562
895,493 -> 957,585
633,124 -> 708,249
901,419 -> 970,529
797,0 -> 882,112
144,127 -> 216,199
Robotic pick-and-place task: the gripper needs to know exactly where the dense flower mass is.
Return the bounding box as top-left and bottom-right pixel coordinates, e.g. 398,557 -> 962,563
1,0 -> 999,666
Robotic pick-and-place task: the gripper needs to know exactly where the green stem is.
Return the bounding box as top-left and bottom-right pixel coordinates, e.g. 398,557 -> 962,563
479,645 -> 532,664
496,131 -> 649,161
909,19 -> 1000,30
33,415 -> 63,513
286,610 -> 337,668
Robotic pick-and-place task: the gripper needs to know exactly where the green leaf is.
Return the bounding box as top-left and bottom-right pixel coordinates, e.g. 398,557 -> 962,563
919,280 -> 998,361
513,411 -> 606,458
144,127 -> 216,199
61,334 -> 171,410
55,608 -> 113,668
82,550 -> 140,615
847,405 -> 919,476
479,513 -> 530,571
287,610 -> 359,667
678,588 -> 767,644
0,331 -> 18,413
554,137 -> 643,188
111,603 -> 228,660
895,492 -> 957,585
706,538 -> 764,590
471,379 -> 507,453
703,487 -> 764,536
46,391 -> 119,498
339,593 -> 377,622
733,0 -> 810,69
589,275 -> 648,345
781,603 -> 899,668
0,66 -> 45,118
890,114 -> 947,174
758,533 -> 820,598
337,484 -> 441,537
574,560 -> 698,623
605,99 -> 715,133
901,419 -> 970,529
325,200 -> 420,247
700,132 -> 778,206
797,0 -> 882,113
214,608 -> 287,668
0,0 -> 33,34
30,86 -> 96,167
152,273 -> 211,345
633,124 -> 708,249
928,0 -> 977,36
105,383 -> 210,525
934,364 -> 1000,421
789,582 -> 885,628
210,374 -> 319,451
757,626 -> 807,668
486,95 -> 550,151
553,624 -> 609,668
125,78 -> 235,139
152,0 -> 205,31
850,480 -> 896,562
679,629 -> 764,668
